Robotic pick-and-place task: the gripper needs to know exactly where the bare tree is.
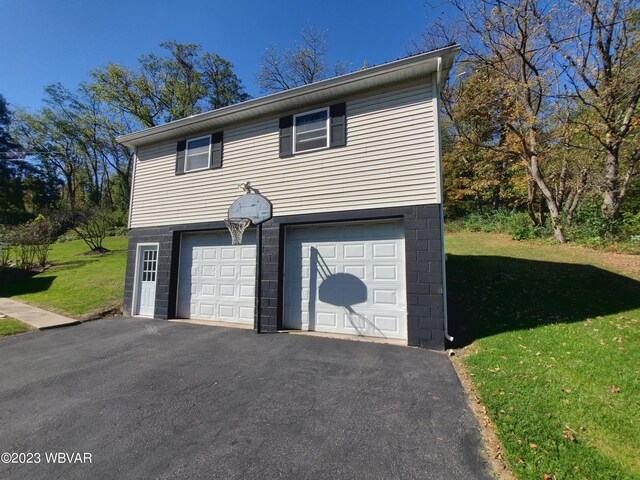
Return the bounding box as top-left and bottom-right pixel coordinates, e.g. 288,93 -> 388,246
535,0 -> 640,220
257,25 -> 350,93
441,0 -> 570,242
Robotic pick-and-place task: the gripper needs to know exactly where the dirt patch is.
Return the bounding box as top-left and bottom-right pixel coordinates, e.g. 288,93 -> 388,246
449,348 -> 515,480
575,247 -> 640,278
77,306 -> 122,322
80,247 -> 110,256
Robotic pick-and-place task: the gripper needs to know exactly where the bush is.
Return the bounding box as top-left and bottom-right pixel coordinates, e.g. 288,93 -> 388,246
107,226 -> 128,237
568,204 -> 620,243
55,231 -> 81,243
460,208 -> 519,234
71,206 -> 118,252
507,213 -> 537,240
0,225 -> 13,267
10,215 -> 57,269
621,211 -> 640,239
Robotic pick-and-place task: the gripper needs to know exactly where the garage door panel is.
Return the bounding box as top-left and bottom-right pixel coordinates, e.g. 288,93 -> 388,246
373,265 -> 398,280
239,306 -> 254,321
316,312 -> 337,327
239,285 -> 254,298
373,243 -> 398,258
218,305 -> 234,318
202,248 -> 217,260
343,244 -> 365,258
284,220 -> 407,340
219,284 -> 234,296
373,289 -> 397,305
178,231 -> 255,324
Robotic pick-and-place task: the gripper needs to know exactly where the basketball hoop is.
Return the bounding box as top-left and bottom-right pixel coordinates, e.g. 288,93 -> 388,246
224,217 -> 251,245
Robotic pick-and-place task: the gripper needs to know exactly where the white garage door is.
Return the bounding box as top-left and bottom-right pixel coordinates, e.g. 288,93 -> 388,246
178,231 -> 255,323
284,220 -> 407,339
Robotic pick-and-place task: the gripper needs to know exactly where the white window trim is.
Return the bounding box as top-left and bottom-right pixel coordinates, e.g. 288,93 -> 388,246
185,134 -> 212,172
292,107 -> 330,154
132,242 -> 159,318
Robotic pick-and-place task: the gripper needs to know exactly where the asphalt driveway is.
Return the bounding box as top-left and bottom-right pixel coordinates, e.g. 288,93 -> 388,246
0,318 -> 491,479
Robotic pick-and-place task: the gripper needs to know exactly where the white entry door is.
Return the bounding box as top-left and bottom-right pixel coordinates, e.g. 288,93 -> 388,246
135,245 -> 158,317
178,231 -> 256,323
284,220 -> 407,339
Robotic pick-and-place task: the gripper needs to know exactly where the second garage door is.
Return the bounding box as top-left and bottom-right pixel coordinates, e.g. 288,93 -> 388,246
284,220 -> 407,339
178,231 -> 255,323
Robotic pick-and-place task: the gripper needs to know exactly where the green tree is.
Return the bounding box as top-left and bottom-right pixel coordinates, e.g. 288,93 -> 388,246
14,84 -> 134,211
0,94 -> 29,225
90,41 -> 250,128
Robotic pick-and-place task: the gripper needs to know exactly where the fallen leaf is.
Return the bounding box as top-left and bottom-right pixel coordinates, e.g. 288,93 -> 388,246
544,475 -> 552,480
515,456 -> 525,464
563,427 -> 577,442
530,443 -> 537,449
614,336 -> 623,343
610,386 -> 620,393
564,389 -> 572,394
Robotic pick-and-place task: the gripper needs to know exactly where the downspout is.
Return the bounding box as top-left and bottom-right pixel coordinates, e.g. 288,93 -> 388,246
127,147 -> 138,229
433,58 -> 454,343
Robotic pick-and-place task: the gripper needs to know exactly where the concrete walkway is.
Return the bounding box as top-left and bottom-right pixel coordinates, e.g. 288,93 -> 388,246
0,297 -> 79,329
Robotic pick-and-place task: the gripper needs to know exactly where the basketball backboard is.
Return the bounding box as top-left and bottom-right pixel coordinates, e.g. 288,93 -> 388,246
227,193 -> 272,225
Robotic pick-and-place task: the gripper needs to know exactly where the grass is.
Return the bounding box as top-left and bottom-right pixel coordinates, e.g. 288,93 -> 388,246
446,232 -> 640,479
0,236 -> 128,318
0,317 -> 32,336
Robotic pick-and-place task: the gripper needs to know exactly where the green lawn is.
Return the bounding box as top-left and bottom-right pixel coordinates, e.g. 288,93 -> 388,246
0,236 -> 128,318
446,232 -> 640,480
0,317 -> 32,336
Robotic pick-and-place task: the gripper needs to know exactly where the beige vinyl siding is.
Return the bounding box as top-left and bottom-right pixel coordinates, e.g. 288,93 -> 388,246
130,80 -> 439,228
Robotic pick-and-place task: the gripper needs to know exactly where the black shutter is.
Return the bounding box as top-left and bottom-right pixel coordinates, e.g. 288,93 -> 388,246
210,132 -> 223,169
279,115 -> 293,158
176,140 -> 186,175
330,102 -> 346,148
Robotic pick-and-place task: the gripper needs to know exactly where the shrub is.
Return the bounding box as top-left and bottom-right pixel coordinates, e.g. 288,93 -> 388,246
11,215 -> 57,269
55,231 -> 81,243
107,226 -> 129,237
621,211 -> 640,239
71,206 -> 117,253
507,213 -> 537,240
569,204 -> 620,243
0,226 -> 14,267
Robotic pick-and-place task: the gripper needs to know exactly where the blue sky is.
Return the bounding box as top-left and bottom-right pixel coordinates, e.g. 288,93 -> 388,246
0,0 -> 449,112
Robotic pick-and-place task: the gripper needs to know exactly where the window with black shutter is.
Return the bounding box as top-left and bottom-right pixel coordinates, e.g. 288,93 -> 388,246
279,102 -> 346,157
175,132 -> 223,175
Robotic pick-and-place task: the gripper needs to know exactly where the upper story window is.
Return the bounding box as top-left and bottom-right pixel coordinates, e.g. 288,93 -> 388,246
175,131 -> 223,175
185,135 -> 211,171
293,108 -> 329,153
279,103 -> 346,158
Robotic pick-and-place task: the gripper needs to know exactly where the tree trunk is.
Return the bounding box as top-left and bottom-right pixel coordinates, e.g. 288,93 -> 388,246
566,169 -> 588,226
601,143 -> 621,219
527,179 -> 540,226
529,153 -> 566,243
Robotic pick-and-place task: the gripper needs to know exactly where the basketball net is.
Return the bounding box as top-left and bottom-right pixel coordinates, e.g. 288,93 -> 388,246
224,218 -> 251,245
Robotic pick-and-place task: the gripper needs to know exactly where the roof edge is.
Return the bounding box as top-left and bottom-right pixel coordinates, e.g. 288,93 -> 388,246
117,45 -> 460,147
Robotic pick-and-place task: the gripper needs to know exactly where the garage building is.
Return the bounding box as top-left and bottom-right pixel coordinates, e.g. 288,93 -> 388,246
118,46 -> 458,349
